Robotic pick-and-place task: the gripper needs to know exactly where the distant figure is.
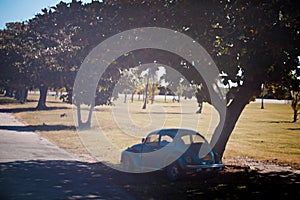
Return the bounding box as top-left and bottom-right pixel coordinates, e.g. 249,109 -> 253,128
60,113 -> 67,118
55,90 -> 59,100
172,97 -> 179,103
196,101 -> 203,114
195,87 -> 204,114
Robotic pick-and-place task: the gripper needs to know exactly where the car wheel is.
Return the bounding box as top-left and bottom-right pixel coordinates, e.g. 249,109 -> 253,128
167,162 -> 181,181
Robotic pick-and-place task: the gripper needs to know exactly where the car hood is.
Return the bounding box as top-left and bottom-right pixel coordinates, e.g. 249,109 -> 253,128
125,143 -> 142,153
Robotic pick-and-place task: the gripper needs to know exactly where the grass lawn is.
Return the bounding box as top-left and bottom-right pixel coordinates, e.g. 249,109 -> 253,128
0,94 -> 299,168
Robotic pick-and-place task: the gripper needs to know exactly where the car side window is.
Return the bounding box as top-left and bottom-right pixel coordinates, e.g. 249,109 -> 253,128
160,135 -> 173,146
192,134 -> 205,144
145,134 -> 159,146
180,135 -> 191,145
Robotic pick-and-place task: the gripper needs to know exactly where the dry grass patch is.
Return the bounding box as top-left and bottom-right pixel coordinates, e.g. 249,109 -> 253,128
224,103 -> 300,168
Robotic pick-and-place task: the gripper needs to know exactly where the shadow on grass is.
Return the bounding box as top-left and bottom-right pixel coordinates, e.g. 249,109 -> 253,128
0,97 -> 37,105
137,112 -> 192,115
0,106 -> 70,113
0,124 -> 76,132
0,98 -> 20,105
287,128 -> 300,131
268,120 -> 293,123
116,168 -> 300,200
46,100 -> 69,104
0,160 -> 299,200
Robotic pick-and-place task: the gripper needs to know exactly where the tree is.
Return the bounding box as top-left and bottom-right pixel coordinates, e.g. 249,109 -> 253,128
26,1 -> 85,109
113,68 -> 140,103
284,59 -> 300,122
60,0 -> 300,157
270,65 -> 300,122
0,2 -> 83,109
291,91 -> 300,122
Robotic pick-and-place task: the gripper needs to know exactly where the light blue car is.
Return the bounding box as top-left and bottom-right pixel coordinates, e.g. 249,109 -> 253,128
121,128 -> 224,180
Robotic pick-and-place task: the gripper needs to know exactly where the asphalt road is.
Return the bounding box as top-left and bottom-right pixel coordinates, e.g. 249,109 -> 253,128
0,112 -> 135,200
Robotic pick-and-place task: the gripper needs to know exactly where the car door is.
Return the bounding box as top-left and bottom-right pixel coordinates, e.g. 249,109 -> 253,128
140,133 -> 160,169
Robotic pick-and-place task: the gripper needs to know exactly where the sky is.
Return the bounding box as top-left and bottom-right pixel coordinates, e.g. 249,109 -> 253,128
0,0 -> 92,29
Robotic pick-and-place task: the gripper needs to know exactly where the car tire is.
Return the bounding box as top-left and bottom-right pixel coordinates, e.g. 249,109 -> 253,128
166,162 -> 182,181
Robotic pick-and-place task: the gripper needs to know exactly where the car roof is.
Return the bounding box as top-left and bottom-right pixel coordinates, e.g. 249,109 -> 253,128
148,128 -> 204,139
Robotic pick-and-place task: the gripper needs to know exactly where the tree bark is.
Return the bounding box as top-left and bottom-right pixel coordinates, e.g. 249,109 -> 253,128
36,85 -> 48,110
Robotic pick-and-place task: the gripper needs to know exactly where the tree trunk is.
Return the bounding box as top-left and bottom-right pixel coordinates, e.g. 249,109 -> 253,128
211,101 -> 247,160
261,97 -> 264,109
142,75 -> 149,109
210,81 -> 260,161
165,92 -> 167,103
261,83 -> 265,109
124,92 -> 127,103
151,83 -> 155,104
77,103 -> 94,129
36,85 -> 48,110
131,91 -> 135,103
291,92 -> 299,123
293,109 -> 297,122
19,87 -> 28,103
5,87 -> 14,97
15,90 -> 20,101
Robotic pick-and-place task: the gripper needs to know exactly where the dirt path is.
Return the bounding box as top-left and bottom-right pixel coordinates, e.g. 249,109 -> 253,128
224,156 -> 300,175
0,112 -> 76,162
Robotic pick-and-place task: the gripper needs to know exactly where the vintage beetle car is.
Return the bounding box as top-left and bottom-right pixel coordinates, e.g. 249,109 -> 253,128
121,128 -> 224,180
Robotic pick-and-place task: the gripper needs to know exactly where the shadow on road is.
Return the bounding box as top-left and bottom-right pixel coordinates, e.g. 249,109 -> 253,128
0,124 -> 76,132
0,160 -> 134,200
0,106 -> 70,113
1,160 -> 299,200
